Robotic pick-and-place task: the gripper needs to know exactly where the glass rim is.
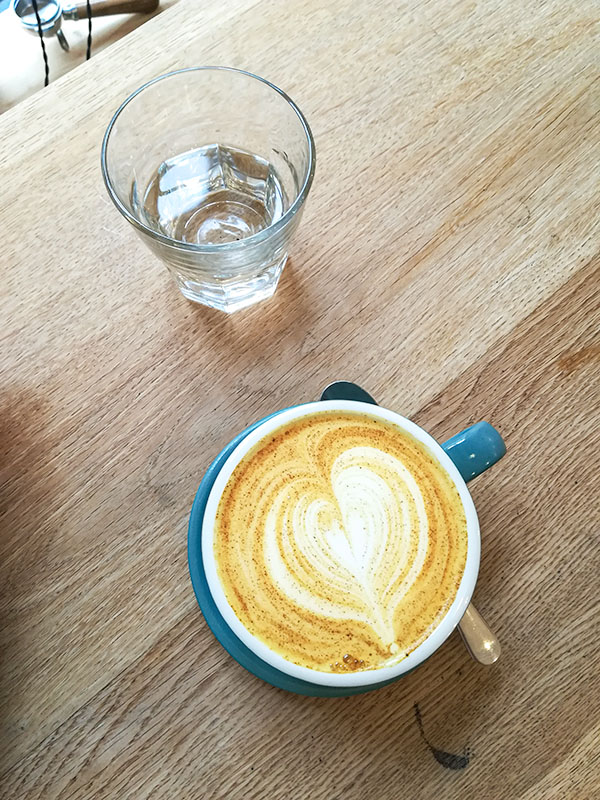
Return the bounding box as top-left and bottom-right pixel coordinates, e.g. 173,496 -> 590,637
100,66 -> 316,254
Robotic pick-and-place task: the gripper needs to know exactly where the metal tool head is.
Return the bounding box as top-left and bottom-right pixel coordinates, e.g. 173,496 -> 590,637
12,0 -> 69,50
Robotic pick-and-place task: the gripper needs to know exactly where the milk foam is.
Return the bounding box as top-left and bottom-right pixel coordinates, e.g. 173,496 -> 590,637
214,412 -> 468,672
264,447 -> 428,650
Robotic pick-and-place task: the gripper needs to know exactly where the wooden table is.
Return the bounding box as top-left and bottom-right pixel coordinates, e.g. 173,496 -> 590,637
1,1 -> 599,797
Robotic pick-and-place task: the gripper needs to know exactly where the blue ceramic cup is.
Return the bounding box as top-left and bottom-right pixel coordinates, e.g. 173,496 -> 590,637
188,385 -> 505,697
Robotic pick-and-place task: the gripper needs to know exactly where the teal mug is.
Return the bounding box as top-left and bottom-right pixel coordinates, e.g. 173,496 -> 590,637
187,382 -> 505,696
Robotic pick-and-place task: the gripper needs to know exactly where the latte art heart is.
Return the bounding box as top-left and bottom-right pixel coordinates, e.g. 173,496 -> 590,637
214,412 -> 468,673
265,447 -> 429,651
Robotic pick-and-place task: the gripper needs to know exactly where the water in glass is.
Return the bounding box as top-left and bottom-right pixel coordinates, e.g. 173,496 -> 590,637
137,144 -> 288,247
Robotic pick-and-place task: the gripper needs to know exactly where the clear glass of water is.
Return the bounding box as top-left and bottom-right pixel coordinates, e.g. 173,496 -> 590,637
101,67 -> 315,313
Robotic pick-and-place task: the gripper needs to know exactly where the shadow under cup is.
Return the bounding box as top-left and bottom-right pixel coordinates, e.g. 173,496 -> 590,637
187,399 -> 506,697
101,67 -> 315,313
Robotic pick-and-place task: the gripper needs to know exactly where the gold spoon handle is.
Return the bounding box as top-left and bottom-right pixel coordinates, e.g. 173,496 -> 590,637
457,603 -> 501,665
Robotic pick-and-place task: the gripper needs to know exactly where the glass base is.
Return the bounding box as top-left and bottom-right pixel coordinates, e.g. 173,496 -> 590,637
172,254 -> 287,313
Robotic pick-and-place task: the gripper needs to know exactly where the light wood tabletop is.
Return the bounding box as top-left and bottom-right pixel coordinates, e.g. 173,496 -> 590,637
1,0 -> 599,797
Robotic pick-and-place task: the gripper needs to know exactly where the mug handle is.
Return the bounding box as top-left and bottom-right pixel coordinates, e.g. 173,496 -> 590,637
442,421 -> 506,482
320,381 -> 506,481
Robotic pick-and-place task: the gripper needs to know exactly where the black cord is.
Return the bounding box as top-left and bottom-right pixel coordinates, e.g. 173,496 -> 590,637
30,0 -> 49,87
86,0 -> 92,60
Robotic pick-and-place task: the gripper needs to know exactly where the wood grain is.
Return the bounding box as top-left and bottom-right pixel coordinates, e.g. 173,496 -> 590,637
1,0 -> 599,797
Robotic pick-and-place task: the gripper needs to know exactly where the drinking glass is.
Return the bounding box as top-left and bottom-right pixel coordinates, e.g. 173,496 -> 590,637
101,67 -> 315,313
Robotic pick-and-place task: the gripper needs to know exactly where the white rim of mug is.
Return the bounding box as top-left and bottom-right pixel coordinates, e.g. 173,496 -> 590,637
202,400 -> 481,687
100,66 -> 316,253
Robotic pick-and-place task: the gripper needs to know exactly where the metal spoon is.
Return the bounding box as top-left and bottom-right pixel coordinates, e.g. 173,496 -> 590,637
320,380 -> 501,665
456,603 -> 500,664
